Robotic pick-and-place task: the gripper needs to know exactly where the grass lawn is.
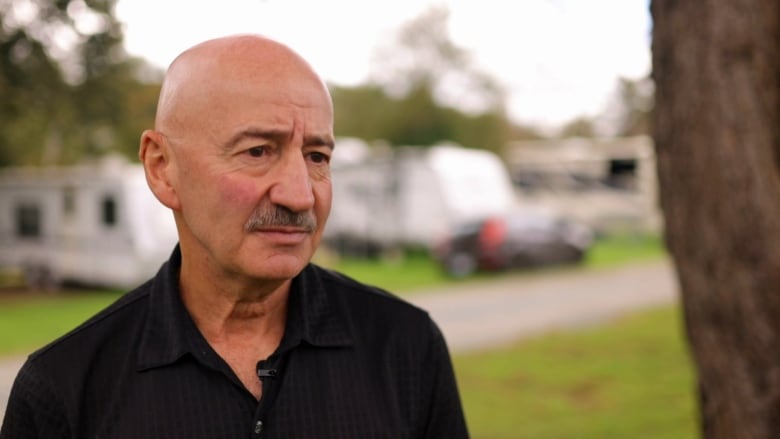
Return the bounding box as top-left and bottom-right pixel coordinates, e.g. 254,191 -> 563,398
0,234 -> 696,436
455,305 -> 698,439
0,292 -> 122,355
322,232 -> 668,293
585,233 -> 666,268
0,233 -> 667,356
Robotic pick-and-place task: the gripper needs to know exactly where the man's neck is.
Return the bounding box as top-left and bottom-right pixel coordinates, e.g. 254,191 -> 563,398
178,267 -> 291,400
178,267 -> 291,344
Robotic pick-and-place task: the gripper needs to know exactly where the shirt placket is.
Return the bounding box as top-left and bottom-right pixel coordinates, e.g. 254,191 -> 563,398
250,353 -> 285,438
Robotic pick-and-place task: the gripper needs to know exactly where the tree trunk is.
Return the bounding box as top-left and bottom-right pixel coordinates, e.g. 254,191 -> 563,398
651,0 -> 780,437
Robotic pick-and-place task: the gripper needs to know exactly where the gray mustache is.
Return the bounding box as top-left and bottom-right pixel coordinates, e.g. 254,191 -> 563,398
244,206 -> 317,233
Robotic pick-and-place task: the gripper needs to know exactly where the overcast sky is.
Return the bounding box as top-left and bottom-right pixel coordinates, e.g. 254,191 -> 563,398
116,0 -> 652,130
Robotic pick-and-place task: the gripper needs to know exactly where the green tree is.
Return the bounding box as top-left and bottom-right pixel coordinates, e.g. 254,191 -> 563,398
603,76 -> 654,137
509,122 -> 546,141
382,83 -> 457,146
558,116 -> 597,138
336,5 -> 517,153
331,83 -> 394,143
331,79 -> 514,155
0,0 -> 160,166
370,6 -> 505,116
0,28 -> 69,165
450,110 -> 514,157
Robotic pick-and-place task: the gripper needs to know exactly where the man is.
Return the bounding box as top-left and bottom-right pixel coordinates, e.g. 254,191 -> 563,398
0,35 -> 468,438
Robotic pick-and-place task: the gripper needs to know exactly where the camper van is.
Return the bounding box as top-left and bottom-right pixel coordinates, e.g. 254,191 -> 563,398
324,142 -> 518,256
0,157 -> 178,289
506,136 -> 661,236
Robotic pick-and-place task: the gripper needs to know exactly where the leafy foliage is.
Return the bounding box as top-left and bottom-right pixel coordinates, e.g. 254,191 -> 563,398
0,2 -> 558,168
559,116 -> 598,138
0,0 -> 161,166
331,81 -> 523,156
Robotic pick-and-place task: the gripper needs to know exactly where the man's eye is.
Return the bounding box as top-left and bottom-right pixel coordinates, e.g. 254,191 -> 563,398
309,152 -> 330,164
246,147 -> 265,157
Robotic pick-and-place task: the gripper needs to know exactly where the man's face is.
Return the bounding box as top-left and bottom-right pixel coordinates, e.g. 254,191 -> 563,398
167,69 -> 334,283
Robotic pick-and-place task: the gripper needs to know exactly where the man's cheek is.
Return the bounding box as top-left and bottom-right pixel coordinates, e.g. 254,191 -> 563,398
216,174 -> 264,206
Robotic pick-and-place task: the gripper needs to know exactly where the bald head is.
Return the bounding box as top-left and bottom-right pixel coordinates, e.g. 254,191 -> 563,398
154,34 -> 332,137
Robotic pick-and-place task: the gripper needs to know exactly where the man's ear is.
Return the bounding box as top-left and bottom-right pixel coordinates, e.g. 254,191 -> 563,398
139,130 -> 181,210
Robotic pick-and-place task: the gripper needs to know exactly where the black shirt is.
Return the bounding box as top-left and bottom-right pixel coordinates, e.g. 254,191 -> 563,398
0,248 -> 468,438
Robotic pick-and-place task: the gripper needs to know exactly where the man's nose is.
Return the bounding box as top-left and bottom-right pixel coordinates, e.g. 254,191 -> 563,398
267,151 -> 315,213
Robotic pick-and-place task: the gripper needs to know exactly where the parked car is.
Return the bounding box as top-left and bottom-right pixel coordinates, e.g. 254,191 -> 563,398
433,207 -> 594,277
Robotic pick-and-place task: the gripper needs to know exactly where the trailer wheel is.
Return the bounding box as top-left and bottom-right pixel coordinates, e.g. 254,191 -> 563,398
445,252 -> 477,278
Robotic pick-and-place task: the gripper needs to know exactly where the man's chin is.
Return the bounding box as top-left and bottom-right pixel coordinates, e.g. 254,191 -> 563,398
245,253 -> 311,281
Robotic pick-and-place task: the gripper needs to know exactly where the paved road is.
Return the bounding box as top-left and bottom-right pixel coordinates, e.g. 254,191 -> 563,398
0,258 -> 678,420
409,258 -> 678,352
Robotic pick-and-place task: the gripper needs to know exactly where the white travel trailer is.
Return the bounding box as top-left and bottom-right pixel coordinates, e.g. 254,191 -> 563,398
324,141 -> 517,255
505,136 -> 661,235
0,157 -> 178,289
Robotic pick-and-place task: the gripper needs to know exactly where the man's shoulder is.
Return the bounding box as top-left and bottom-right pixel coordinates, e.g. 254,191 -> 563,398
27,281 -> 152,365
307,263 -> 426,313
304,263 -> 437,339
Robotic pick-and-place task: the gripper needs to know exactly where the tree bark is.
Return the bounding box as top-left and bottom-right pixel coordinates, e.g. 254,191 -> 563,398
651,0 -> 780,437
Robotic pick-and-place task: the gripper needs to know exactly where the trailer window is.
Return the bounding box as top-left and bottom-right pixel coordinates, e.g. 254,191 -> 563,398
607,158 -> 638,191
102,196 -> 117,227
63,187 -> 76,216
15,204 -> 41,238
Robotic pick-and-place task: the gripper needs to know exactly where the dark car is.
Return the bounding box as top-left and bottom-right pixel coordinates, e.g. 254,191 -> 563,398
433,207 -> 594,277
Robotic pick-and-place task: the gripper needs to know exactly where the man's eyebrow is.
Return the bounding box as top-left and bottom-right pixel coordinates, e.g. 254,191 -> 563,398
221,129 -> 285,151
304,134 -> 335,149
222,129 -> 334,150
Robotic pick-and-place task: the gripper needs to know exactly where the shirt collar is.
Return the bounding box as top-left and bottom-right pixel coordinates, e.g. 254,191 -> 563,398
136,246 -> 353,371
285,264 -> 354,349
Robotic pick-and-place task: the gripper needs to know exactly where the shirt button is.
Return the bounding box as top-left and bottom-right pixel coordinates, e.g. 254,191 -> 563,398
254,420 -> 263,434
